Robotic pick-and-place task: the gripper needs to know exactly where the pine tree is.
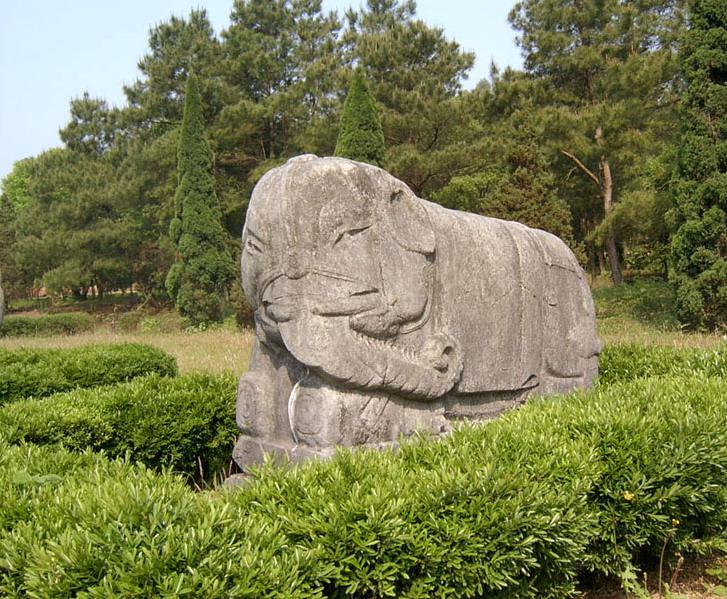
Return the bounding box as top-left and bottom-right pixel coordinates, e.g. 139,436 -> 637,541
509,0 -> 683,284
334,67 -> 386,167
669,0 -> 727,329
166,74 -> 235,325
341,2 -> 475,193
433,116 -> 576,249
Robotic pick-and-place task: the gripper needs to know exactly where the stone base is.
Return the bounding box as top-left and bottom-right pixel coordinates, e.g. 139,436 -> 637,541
232,386 -> 540,472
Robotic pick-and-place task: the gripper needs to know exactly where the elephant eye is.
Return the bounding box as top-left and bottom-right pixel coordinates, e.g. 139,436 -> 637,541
333,225 -> 371,247
246,239 -> 263,254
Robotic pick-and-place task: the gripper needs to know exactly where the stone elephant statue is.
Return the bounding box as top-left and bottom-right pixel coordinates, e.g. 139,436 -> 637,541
233,155 -> 600,468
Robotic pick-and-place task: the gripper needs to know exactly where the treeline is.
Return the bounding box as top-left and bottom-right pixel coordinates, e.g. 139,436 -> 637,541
0,0 -> 724,328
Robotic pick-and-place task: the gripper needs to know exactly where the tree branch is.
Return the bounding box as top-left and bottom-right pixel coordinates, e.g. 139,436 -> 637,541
560,150 -> 600,186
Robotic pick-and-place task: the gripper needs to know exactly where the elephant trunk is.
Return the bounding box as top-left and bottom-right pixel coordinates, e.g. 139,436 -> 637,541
277,311 -> 462,400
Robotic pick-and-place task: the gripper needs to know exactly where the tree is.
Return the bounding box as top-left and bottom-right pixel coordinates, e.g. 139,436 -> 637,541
0,160 -> 33,300
124,9 -> 223,130
334,67 -> 385,166
433,114 -> 576,249
166,74 -> 235,325
59,93 -> 120,156
510,0 -> 683,283
0,268 -> 4,331
110,130 -> 179,299
12,148 -> 132,298
0,195 -> 22,302
218,0 -> 342,160
669,0 -> 727,329
1,158 -> 33,211
342,0 -> 477,195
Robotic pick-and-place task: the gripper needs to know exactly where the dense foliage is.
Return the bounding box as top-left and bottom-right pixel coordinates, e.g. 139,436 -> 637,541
598,342 -> 727,385
0,372 -> 236,478
509,0 -> 682,283
0,0 -> 719,328
1,312 -> 94,337
0,343 -> 177,404
166,74 -> 235,325
334,67 -> 386,167
669,0 -> 727,329
0,352 -> 725,597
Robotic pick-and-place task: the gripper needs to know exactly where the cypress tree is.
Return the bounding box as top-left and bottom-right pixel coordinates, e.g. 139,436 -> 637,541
334,67 -> 386,167
669,0 -> 727,329
166,74 -> 235,325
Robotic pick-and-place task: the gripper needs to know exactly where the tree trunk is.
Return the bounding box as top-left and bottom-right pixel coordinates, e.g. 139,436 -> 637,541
596,127 -> 622,285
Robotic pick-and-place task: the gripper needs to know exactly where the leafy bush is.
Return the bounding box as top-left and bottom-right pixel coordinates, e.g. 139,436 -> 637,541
139,314 -> 182,333
0,372 -> 237,479
598,342 -> 727,386
1,375 -> 726,597
113,309 -> 145,332
0,343 -> 177,405
0,444 -> 316,598
0,312 -> 94,337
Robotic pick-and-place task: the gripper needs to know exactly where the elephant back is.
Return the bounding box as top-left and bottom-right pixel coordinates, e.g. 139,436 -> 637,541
423,202 -> 596,393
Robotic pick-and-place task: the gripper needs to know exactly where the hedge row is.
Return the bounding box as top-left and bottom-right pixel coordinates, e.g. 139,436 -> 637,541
598,342 -> 727,385
1,374 -> 726,598
0,312 -> 94,337
0,343 -> 178,405
0,372 -> 237,479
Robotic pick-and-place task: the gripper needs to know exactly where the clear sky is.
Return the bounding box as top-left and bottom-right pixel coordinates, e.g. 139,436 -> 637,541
0,0 -> 523,185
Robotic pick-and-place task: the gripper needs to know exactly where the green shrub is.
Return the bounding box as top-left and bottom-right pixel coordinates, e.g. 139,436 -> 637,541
0,312 -> 94,337
113,309 -> 144,332
0,343 -> 177,404
538,376 -> 727,580
139,314 -> 181,333
0,444 -> 316,598
598,343 -> 727,385
0,372 -> 237,478
1,375 -> 726,597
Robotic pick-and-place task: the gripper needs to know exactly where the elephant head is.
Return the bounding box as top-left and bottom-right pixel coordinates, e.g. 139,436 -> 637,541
241,155 -> 462,400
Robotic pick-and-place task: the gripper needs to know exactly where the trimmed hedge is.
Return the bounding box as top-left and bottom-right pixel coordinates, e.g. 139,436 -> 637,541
1,374 -> 726,597
0,312 -> 94,337
0,372 -> 237,479
0,444 -> 318,598
598,342 -> 727,385
0,343 -> 177,405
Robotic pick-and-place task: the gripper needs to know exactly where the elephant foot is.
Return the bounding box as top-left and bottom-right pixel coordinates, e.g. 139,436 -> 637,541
444,389 -> 531,421
232,434 -> 341,470
232,435 -> 294,471
237,371 -> 276,438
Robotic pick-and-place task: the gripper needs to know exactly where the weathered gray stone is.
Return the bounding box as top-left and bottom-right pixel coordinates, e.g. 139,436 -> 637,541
234,155 -> 600,469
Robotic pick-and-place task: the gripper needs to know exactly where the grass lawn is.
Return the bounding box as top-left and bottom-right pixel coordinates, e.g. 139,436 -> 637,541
0,326 -> 254,374
593,276 -> 724,349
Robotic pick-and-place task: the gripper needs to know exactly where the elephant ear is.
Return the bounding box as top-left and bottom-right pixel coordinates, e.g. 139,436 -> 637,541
385,189 -> 436,255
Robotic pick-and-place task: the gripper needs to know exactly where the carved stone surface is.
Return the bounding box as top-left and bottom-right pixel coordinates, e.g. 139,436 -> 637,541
233,155 -> 601,468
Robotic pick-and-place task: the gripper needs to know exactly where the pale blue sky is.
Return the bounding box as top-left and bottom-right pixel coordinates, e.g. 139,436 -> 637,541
0,1 -> 523,185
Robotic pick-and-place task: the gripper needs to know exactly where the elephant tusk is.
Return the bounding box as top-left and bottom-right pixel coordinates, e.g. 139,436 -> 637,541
287,369 -> 309,444
313,292 -> 383,317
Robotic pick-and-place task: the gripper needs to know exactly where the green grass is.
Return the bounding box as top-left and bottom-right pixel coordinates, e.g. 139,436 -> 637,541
593,276 -> 724,348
